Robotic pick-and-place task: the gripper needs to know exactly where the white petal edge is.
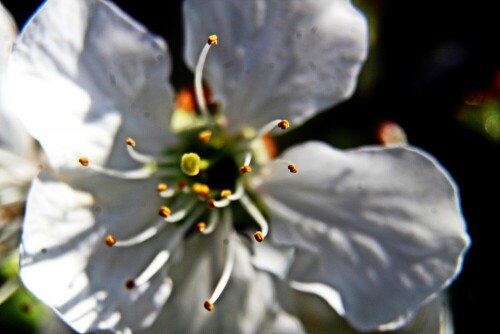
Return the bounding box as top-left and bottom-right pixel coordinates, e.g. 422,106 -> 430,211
183,0 -> 368,131
6,0 -> 175,170
253,141 -> 470,331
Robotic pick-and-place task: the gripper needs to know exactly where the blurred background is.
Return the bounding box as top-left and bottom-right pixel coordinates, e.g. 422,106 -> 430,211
1,0 -> 496,333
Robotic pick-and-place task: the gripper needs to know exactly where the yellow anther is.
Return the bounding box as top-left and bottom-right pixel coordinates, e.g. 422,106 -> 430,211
240,165 -> 252,174
254,231 -> 265,243
220,189 -> 232,199
125,137 -> 136,147
157,183 -> 168,192
277,120 -> 290,130
181,152 -> 201,176
159,206 -> 172,218
192,183 -> 211,197
207,35 -> 218,45
288,164 -> 298,173
78,157 -> 89,166
125,279 -> 136,290
196,222 -> 207,233
204,300 -> 214,311
104,235 -> 117,247
207,199 -> 216,209
198,130 -> 212,143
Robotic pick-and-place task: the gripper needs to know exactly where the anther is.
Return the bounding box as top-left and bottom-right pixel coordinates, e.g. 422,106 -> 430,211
159,206 -> 172,218
240,165 -> 252,174
254,231 -> 265,243
196,222 -> 207,233
204,300 -> 214,311
288,164 -> 298,173
198,130 -> 212,143
177,180 -> 187,190
78,157 -> 89,167
207,35 -> 218,45
278,120 -> 290,130
220,190 -> 232,199
124,279 -> 136,290
125,137 -> 136,147
181,153 -> 201,176
192,183 -> 211,197
157,183 -> 168,192
207,199 -> 216,209
104,235 -> 117,247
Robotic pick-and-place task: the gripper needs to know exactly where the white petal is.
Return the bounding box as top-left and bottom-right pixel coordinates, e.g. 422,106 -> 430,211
0,3 -> 37,160
253,141 -> 469,331
183,0 -> 367,131
6,0 -> 174,170
20,172 -> 180,332
0,2 -> 16,69
146,223 -> 279,334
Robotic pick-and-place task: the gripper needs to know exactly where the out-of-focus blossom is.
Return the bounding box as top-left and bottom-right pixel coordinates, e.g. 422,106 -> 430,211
6,0 -> 469,333
0,1 -> 39,283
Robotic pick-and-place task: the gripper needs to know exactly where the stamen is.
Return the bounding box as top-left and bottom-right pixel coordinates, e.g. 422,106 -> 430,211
201,210 -> 220,235
134,249 -> 170,286
198,130 -> 212,143
158,206 -> 171,218
77,157 -> 157,179
204,208 -> 235,311
114,206 -> 205,247
164,198 -> 198,223
240,194 -> 269,242
125,138 -> 159,164
181,153 -> 201,176
104,235 -> 117,247
240,152 -> 253,173
255,119 -> 290,138
195,35 -> 218,119
207,198 -> 230,209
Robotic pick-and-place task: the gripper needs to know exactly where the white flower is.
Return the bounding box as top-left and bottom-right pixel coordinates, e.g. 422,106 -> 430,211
6,0 -> 469,333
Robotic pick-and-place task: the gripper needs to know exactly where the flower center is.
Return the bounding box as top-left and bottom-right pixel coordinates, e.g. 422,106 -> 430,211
77,35 -> 298,312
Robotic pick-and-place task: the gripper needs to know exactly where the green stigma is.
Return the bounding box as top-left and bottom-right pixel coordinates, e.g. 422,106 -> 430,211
181,152 -> 201,176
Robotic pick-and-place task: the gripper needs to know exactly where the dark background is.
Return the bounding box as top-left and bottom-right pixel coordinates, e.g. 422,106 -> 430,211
3,0 -> 497,333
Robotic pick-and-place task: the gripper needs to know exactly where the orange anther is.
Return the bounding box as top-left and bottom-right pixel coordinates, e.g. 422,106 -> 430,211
220,189 -> 232,199
159,206 -> 171,218
198,130 -> 212,143
125,137 -> 136,147
277,120 -> 290,130
204,300 -> 214,311
254,231 -> 265,243
207,35 -> 218,45
287,164 -> 298,173
196,222 -> 207,233
157,183 -> 168,192
240,165 -> 252,174
78,157 -> 89,166
104,235 -> 117,247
